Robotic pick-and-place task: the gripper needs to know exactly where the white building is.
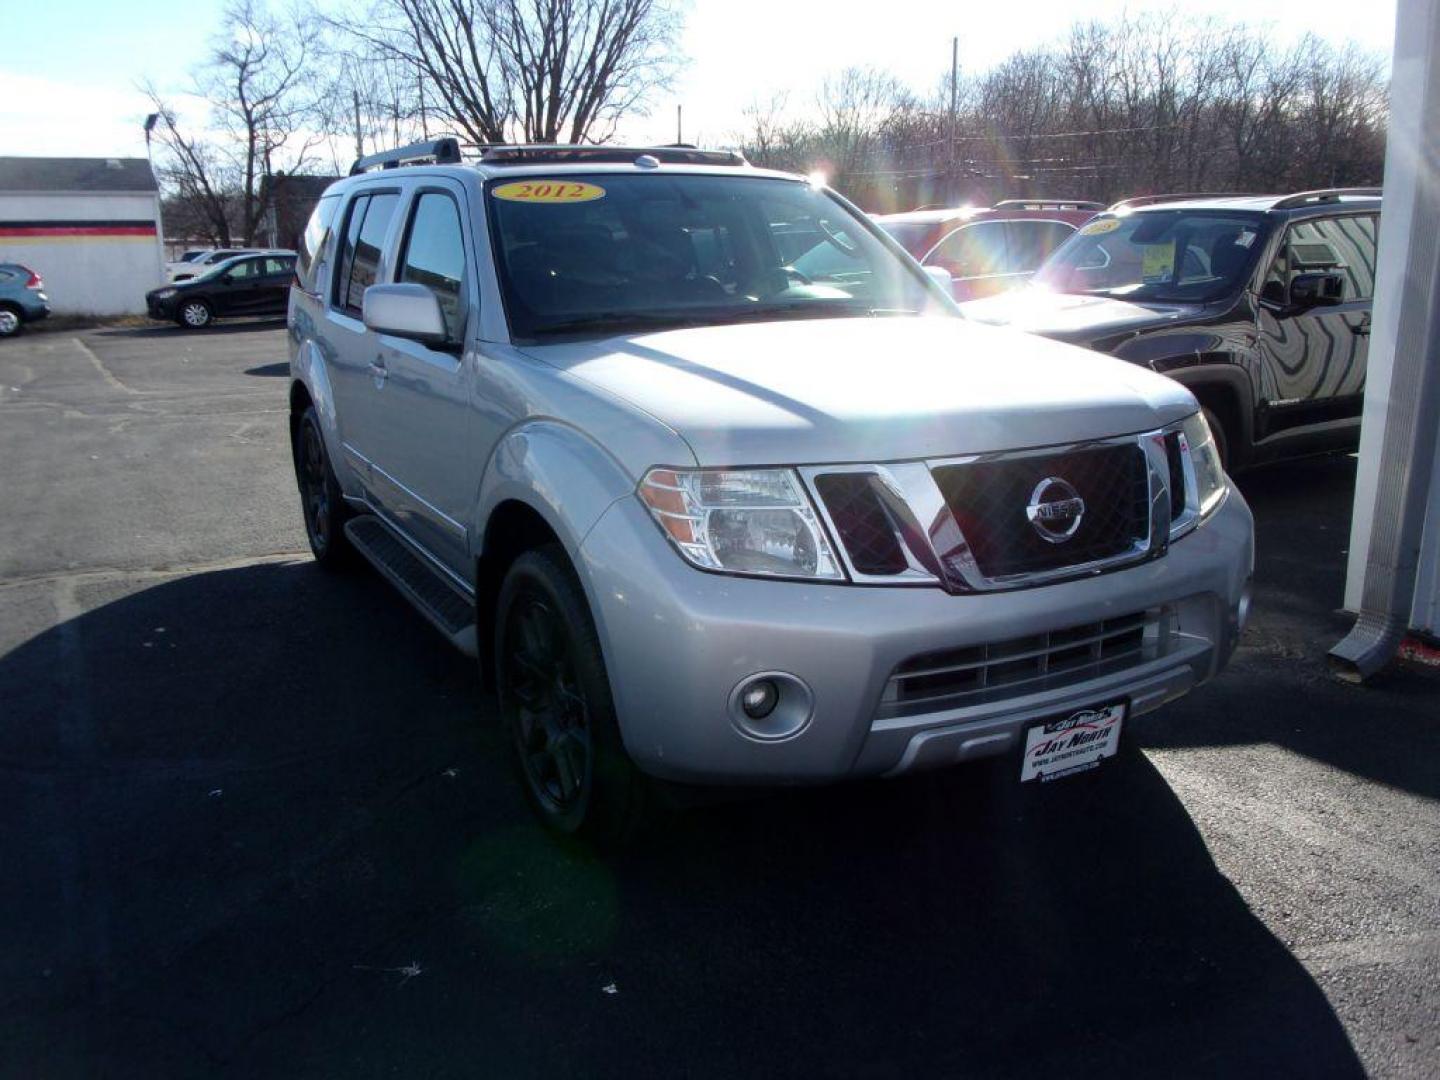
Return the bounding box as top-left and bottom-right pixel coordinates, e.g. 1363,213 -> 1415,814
0,157 -> 165,316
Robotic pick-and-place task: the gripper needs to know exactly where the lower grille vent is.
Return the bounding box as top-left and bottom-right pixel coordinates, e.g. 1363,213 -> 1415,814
879,609 -> 1169,719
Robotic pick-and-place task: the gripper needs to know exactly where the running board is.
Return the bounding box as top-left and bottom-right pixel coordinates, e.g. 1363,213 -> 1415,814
344,515 -> 478,656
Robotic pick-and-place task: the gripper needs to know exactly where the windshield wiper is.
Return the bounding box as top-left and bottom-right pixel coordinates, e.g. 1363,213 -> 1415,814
529,302 -> 917,338
529,311 -> 710,337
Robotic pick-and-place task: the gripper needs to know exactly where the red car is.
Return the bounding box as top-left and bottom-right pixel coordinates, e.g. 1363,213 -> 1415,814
874,200 -> 1102,301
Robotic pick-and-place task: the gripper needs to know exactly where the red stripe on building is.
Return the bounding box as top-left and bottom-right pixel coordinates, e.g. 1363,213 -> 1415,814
0,225 -> 156,238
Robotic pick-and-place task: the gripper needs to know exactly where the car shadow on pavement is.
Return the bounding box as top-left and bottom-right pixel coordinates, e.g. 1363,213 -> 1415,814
0,559 -> 1365,1077
243,362 -> 289,377
93,319 -> 287,339
1141,454 -> 1440,801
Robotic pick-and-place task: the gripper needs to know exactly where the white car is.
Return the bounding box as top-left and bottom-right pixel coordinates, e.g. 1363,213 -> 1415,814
167,248 -> 256,282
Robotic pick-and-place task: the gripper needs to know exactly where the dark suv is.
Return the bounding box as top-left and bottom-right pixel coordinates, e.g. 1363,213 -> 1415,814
146,251 -> 297,328
961,189 -> 1381,469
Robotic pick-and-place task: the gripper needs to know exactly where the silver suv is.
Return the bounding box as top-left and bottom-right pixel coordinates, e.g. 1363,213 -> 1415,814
287,140 -> 1254,842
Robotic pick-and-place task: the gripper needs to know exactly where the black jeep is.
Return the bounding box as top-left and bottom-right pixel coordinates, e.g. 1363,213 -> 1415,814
962,188 -> 1381,469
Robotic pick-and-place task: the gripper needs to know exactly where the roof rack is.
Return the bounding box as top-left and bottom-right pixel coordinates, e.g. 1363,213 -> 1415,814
1107,192 -> 1269,212
478,144 -> 747,167
1272,187 -> 1383,209
350,137 -> 462,176
992,198 -> 1105,211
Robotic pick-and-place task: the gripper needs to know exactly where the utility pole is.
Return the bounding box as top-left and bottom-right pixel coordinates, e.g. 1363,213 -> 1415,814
677,104 -> 683,145
949,36 -> 958,204
353,88 -> 363,161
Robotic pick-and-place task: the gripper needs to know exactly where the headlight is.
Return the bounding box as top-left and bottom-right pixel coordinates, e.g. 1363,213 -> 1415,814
638,468 -> 843,580
1179,411 -> 1227,518
153,288 -> 177,299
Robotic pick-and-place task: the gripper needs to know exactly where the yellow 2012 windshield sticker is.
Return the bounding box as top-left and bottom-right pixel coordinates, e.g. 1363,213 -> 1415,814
491,180 -> 606,203
1080,217 -> 1121,236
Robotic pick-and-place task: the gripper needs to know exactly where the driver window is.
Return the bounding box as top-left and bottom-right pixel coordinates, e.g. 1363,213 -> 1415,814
925,222 -> 1007,279
397,192 -> 468,335
227,259 -> 260,280
1263,216 -> 1377,304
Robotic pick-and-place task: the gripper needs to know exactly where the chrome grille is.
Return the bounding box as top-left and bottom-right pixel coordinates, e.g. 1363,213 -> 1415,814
929,444 -> 1151,579
878,609 -> 1171,719
812,473 -> 907,575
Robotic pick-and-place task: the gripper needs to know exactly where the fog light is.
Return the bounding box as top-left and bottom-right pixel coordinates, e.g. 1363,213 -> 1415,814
728,672 -> 814,741
740,679 -> 779,719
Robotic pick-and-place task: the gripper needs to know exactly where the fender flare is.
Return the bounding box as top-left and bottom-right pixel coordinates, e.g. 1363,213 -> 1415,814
472,419 -> 649,560
1164,361 -> 1256,460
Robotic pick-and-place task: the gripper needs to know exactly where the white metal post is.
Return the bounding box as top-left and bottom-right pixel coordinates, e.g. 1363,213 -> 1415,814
1332,0 -> 1440,677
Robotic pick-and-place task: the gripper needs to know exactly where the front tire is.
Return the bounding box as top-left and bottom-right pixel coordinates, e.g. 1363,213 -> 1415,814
495,546 -> 646,846
292,405 -> 354,569
178,299 -> 213,329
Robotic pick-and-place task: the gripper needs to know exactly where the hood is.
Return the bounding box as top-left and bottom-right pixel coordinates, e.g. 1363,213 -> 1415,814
961,288 -> 1205,347
519,316 -> 1196,466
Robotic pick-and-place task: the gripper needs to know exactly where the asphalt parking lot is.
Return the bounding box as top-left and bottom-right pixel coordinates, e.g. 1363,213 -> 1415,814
1,321 -> 1437,1078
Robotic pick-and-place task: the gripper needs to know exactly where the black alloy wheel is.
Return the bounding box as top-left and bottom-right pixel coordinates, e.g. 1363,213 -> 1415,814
293,405 -> 353,567
494,546 -> 646,845
503,590 -> 593,818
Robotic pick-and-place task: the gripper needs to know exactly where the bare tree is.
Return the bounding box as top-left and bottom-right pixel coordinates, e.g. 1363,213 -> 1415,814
141,86 -> 240,245
337,0 -> 681,146
142,0 -> 326,244
739,14 -> 1388,211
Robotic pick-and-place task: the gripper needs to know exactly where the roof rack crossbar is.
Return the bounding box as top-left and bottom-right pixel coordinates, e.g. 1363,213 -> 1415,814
478,144 -> 747,167
349,137 -> 462,176
1106,192 -> 1269,212
1272,187 -> 1383,209
992,198 -> 1105,211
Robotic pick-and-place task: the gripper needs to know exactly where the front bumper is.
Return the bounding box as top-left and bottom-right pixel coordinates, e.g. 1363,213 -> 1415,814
146,294 -> 179,320
577,487 -> 1254,784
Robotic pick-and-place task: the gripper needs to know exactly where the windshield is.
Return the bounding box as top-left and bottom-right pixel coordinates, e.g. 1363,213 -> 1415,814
487,174 -> 944,340
1033,210 -> 1269,303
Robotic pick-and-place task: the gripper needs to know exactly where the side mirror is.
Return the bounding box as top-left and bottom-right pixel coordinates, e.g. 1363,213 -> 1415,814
1288,271 -> 1345,310
219,273 -> 233,285
363,283 -> 453,347
923,264 -> 955,290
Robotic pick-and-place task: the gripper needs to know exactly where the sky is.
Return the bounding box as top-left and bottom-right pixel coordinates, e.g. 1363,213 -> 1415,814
0,0 -> 1399,162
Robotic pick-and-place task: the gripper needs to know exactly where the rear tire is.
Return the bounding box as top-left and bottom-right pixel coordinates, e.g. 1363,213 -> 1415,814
495,545 -> 647,847
292,405 -> 355,569
178,299 -> 213,329
0,304 -> 22,338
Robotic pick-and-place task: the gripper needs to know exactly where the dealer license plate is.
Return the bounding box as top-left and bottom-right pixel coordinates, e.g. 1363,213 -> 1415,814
1020,702 -> 1126,783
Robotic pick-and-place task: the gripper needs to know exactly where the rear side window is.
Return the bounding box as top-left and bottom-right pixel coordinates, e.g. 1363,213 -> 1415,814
926,221 -> 1008,278
296,193 -> 340,293
397,192 -> 468,335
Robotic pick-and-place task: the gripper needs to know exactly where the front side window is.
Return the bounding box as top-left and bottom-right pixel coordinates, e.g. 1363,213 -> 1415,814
925,222 -> 1008,279
397,192 -> 467,335
1262,215 -> 1378,305
1005,221 -> 1076,273
1034,210 -> 1270,303
486,174 -> 942,340
225,258 -> 263,280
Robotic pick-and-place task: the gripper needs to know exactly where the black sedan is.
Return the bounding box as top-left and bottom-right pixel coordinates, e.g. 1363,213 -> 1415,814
146,251 -> 296,328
